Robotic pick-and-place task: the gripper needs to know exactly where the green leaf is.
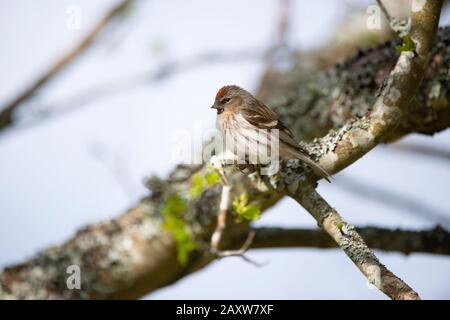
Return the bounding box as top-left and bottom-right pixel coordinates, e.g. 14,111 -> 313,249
395,35 -> 416,53
161,215 -> 197,265
237,193 -> 249,207
161,194 -> 187,217
189,171 -> 221,198
232,193 -> 261,222
205,171 -> 220,187
238,204 -> 261,222
189,174 -> 206,197
232,193 -> 247,214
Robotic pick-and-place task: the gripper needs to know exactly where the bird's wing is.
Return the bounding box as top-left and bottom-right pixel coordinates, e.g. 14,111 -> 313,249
240,100 -> 299,149
241,99 -> 331,182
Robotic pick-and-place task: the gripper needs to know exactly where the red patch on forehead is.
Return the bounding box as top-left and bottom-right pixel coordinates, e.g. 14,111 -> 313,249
216,88 -> 226,99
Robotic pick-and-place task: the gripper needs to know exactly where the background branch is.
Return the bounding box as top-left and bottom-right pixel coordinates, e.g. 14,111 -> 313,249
246,226 -> 450,255
2,48 -> 267,135
386,142 -> 450,161
0,0 -> 135,131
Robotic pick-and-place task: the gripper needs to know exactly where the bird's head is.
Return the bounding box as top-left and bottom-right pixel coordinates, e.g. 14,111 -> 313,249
210,85 -> 249,115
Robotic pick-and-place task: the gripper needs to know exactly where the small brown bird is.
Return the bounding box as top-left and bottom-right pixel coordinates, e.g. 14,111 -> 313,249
211,85 -> 330,181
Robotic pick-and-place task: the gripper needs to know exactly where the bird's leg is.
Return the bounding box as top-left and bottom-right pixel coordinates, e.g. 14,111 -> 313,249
209,155 -> 230,185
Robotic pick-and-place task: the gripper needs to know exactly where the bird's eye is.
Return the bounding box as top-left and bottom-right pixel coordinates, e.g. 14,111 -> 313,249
220,98 -> 231,104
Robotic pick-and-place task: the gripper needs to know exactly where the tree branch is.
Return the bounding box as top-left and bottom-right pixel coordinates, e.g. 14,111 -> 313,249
5,48 -> 268,135
0,0 -> 135,131
246,225 -> 450,255
293,186 -> 420,300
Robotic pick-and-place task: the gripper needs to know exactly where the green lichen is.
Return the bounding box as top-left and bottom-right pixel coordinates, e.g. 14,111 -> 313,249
390,18 -> 411,38
395,35 -> 416,54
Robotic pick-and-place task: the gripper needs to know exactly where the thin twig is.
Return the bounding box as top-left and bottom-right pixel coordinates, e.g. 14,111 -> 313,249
376,0 -> 411,37
276,0 -> 292,49
210,184 -> 231,252
376,0 -> 393,23
208,158 -> 261,266
214,231 -> 264,267
1,48 -> 268,137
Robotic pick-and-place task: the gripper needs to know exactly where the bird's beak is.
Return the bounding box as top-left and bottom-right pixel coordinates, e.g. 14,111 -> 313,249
211,104 -> 218,109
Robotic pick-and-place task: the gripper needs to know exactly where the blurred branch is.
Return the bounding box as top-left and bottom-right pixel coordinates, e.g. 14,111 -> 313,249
336,175 -> 450,228
247,225 -> 450,255
215,231 -> 260,266
386,142 -> 450,161
0,0 -> 135,132
275,0 -> 292,49
376,0 -> 411,38
377,0 -> 394,23
2,48 -> 268,136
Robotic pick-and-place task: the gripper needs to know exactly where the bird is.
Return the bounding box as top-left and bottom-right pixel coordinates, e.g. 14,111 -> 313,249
210,85 -> 331,182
